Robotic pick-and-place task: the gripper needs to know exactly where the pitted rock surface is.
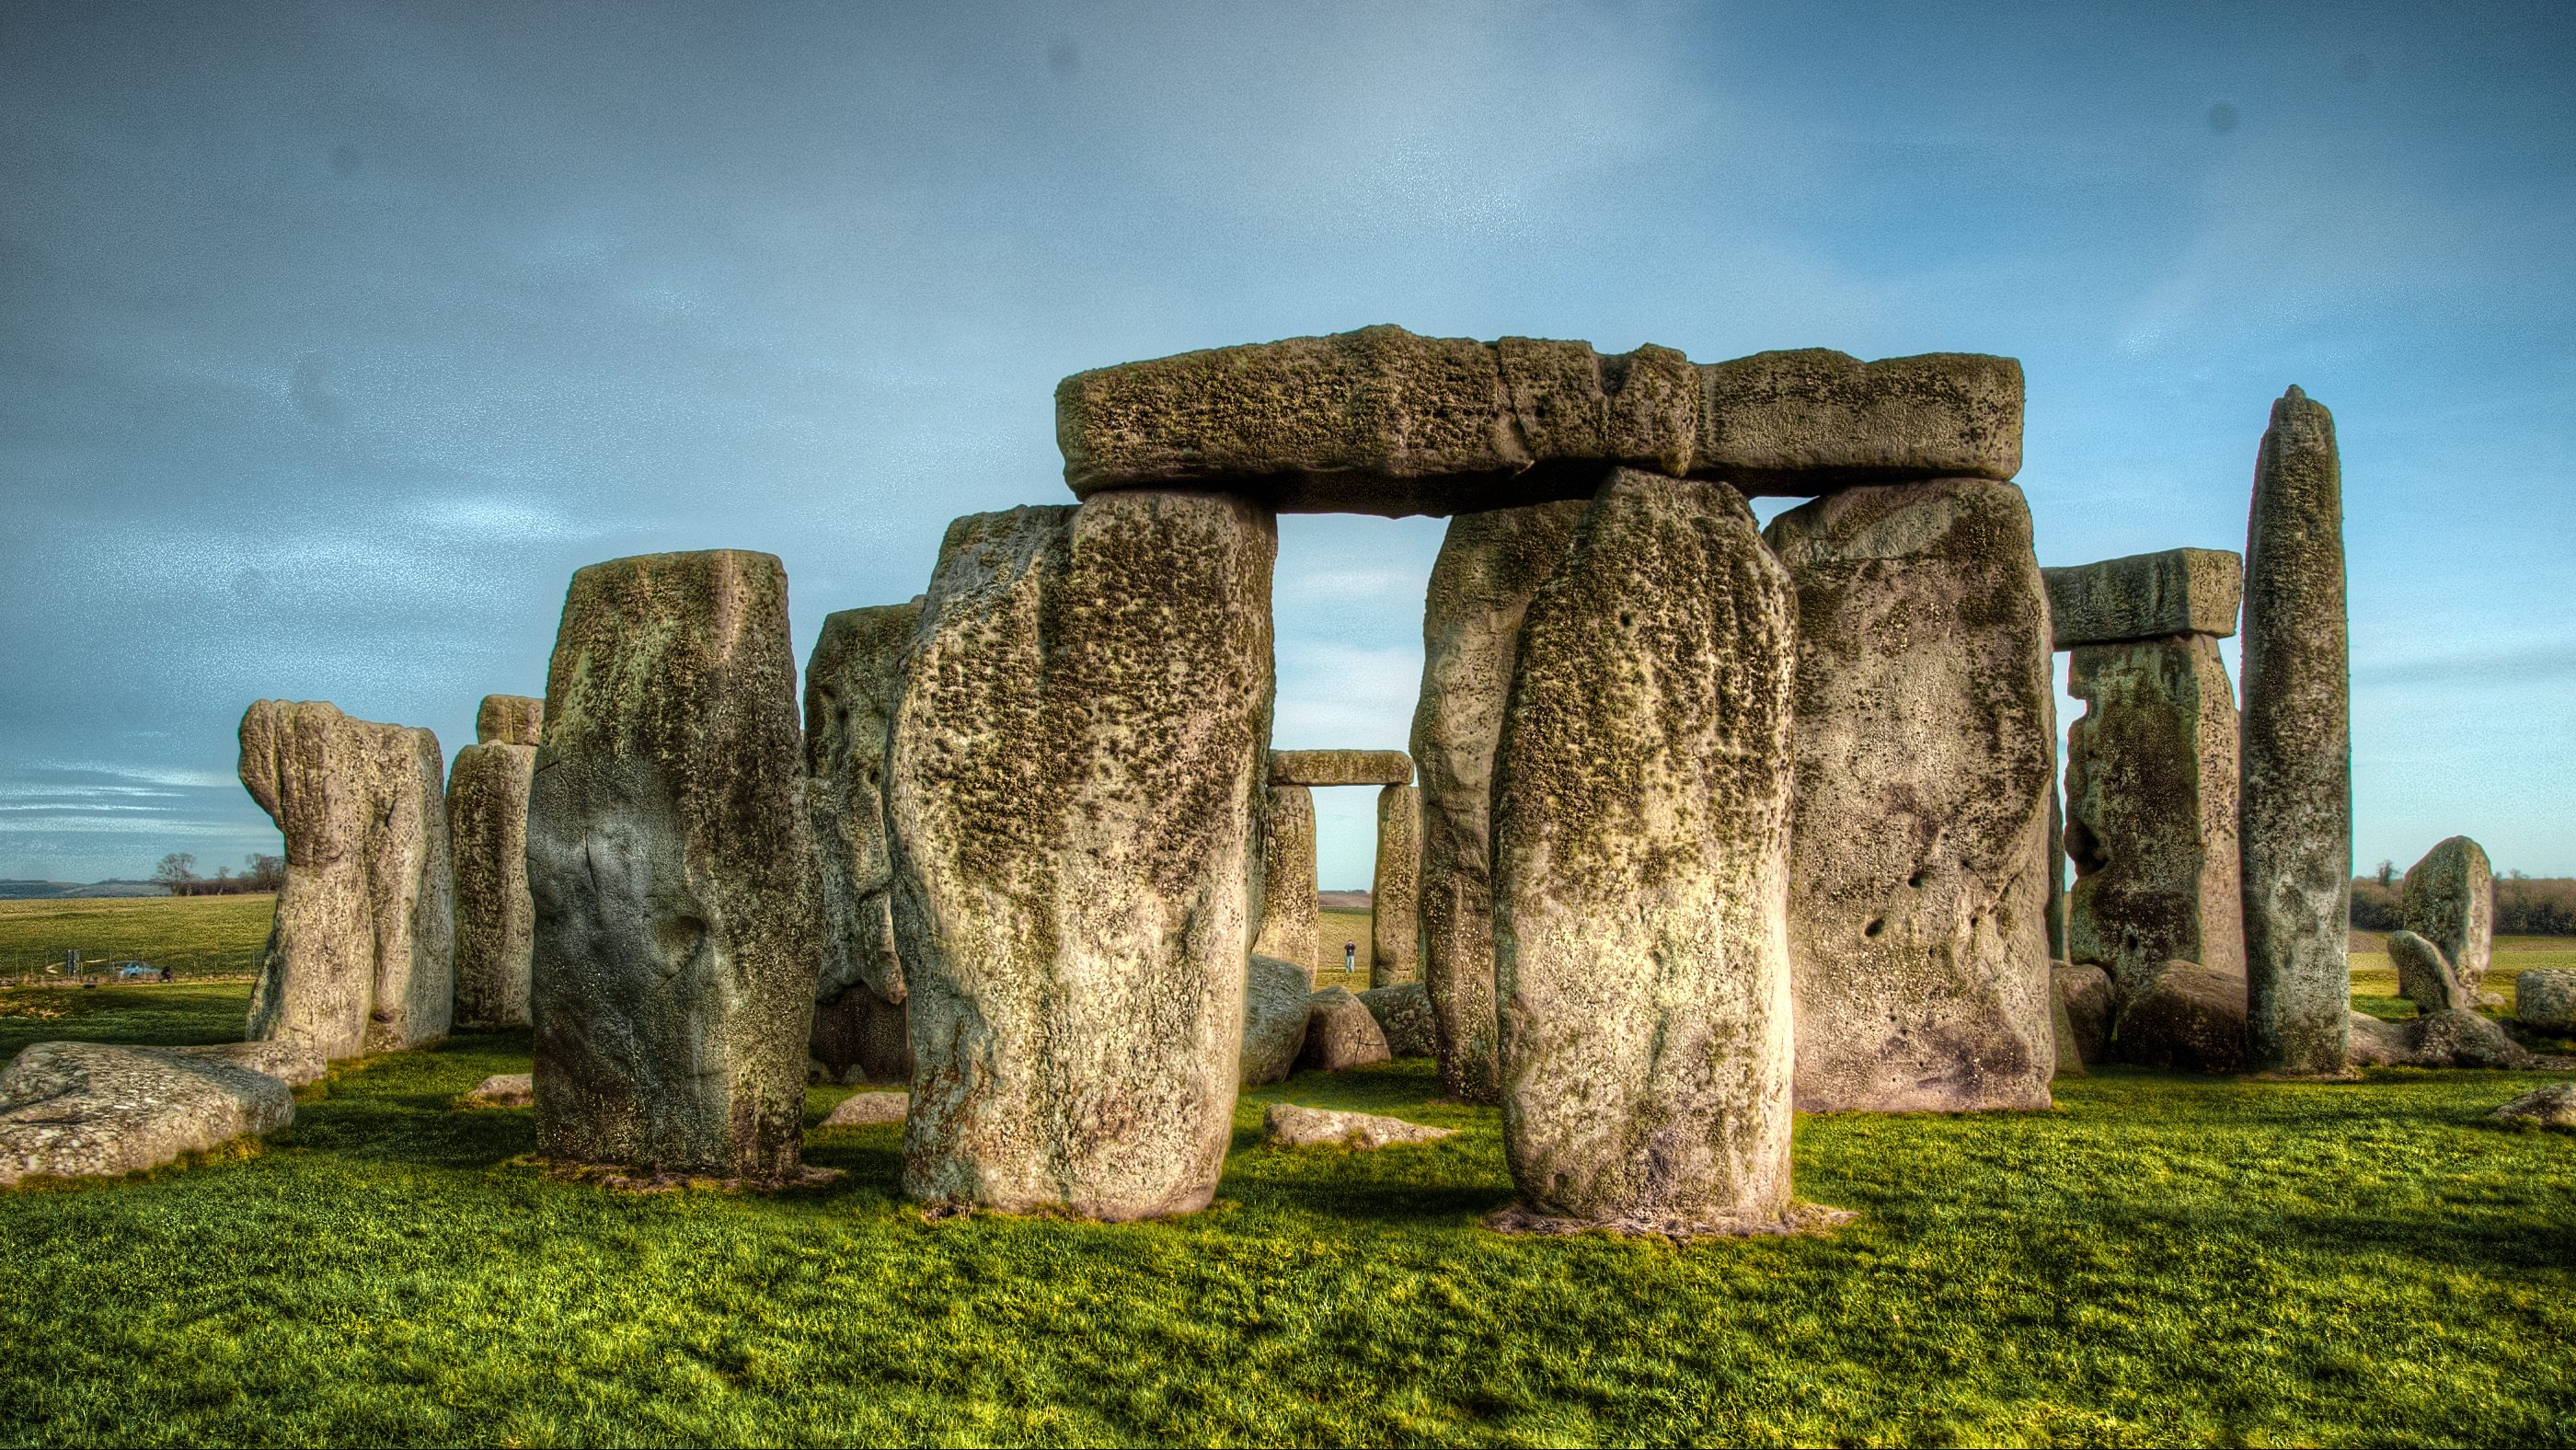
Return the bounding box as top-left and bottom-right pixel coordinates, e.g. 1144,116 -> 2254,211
1765,478 -> 2056,1111
1261,1103 -> 1453,1149
1357,980 -> 1436,1058
890,493 -> 1273,1221
1370,784 -> 1420,987
1269,750 -> 1413,787
175,1040 -> 327,1088
1297,987 -> 1392,1073
1,1041 -> 296,1188
2517,970 -> 2576,1032
805,598 -> 926,1086
2042,548 -> 2242,647
2400,836 -> 2494,998
528,549 -> 821,1183
1250,785 -> 1318,974
449,719 -> 537,1030
2494,1084 -> 2576,1131
1492,469 -> 1798,1228
239,699 -> 454,1061
461,1073 -> 534,1108
2053,962 -> 2115,1067
2403,1009 -> 2531,1069
2110,960 -> 2249,1075
1242,954 -> 1312,1087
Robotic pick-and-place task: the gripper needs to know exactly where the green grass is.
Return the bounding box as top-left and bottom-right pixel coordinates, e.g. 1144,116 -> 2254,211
0,979 -> 252,1060
0,893 -> 273,979
4,988 -> 2574,1445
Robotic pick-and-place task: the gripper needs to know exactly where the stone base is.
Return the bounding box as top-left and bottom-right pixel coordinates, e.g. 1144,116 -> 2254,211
1484,1200 -> 1853,1244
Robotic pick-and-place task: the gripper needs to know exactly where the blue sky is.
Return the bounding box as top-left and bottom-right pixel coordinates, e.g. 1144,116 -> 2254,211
3,0 -> 2570,887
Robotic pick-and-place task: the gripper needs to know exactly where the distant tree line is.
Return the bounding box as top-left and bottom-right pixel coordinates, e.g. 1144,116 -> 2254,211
151,852 -> 284,896
2351,863 -> 2576,936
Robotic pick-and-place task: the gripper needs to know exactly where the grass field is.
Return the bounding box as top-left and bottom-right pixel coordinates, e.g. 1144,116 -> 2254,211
0,893 -> 273,980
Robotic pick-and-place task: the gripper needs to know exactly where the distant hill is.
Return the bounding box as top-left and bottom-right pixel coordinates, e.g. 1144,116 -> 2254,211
1317,890 -> 1372,912
0,880 -> 170,901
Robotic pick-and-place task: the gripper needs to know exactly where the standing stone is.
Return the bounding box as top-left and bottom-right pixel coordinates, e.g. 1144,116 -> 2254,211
1765,478 -> 2057,1112
2239,386 -> 2352,1076
2400,836 -> 2495,998
1491,469 -> 1799,1232
2045,785 -> 2069,962
2517,970 -> 2576,1032
448,694 -> 541,1030
889,492 -> 1273,1221
1410,500 -> 1588,1104
1250,785 -> 1318,977
805,599 -> 926,1086
527,550 -> 821,1182
238,700 -> 454,1060
1370,784 -> 1420,987
1297,986 -> 1393,1073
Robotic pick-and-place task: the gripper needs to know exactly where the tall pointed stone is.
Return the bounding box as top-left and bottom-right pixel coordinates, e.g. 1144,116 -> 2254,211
1250,784 -> 1318,977
1370,784 -> 1420,987
449,695 -> 540,1030
238,700 -> 454,1060
889,492 -> 1274,1221
1765,478 -> 2057,1112
805,598 -> 926,1085
1492,469 -> 1799,1233
527,550 -> 821,1182
1409,500 -> 1588,1104
2400,836 -> 2494,999
2239,387 -> 2351,1076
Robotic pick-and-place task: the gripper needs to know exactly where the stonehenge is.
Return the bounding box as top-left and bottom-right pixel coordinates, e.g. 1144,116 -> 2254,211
0,1041 -> 311,1188
804,598 -> 926,1086
447,694 -> 541,1030
1250,781 -> 1319,974
238,699 -> 454,1060
1251,750 -> 1418,984
1270,750 -> 1410,787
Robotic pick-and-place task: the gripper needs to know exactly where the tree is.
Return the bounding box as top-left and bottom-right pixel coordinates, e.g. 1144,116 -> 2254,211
244,854 -> 285,892
151,853 -> 198,895
2375,859 -> 2395,888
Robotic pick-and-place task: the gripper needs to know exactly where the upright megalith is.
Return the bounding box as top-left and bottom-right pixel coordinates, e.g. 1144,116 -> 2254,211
1371,784 -> 1420,987
2046,549 -> 2246,1006
1765,478 -> 2057,1112
805,598 -> 926,1085
448,694 -> 541,1030
2239,386 -> 2352,1076
1250,784 -> 1318,976
526,550 -> 821,1182
1491,469 -> 1800,1233
2400,836 -> 2494,999
889,491 -> 1274,1221
1410,500 -> 1588,1104
238,700 -> 454,1060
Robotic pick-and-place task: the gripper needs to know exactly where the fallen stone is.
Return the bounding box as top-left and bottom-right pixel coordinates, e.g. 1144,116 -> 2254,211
1242,954 -> 1312,1087
2238,386 -> 2352,1076
174,1041 -> 328,1088
2404,1008 -> 2532,1070
476,694 -> 544,747
1765,478 -> 2057,1111
1298,987 -> 1392,1073
1261,1102 -> 1452,1149
1269,749 -> 1412,787
1357,980 -> 1436,1058
2111,960 -> 2248,1075
2494,1083 -> 2576,1131
821,1091 -> 908,1129
804,598 -> 926,1087
448,700 -> 538,1030
2517,970 -> 2576,1032
528,549 -> 822,1184
1412,499 -> 1589,1104
1493,469 -> 1799,1230
2053,962 -> 2114,1067
0,1041 -> 293,1188
461,1072 -> 534,1108
1370,784 -> 1420,987
2041,548 -> 2242,647
239,699 -> 454,1060
1250,784 -> 1318,974
2387,930 -> 2470,1015
2401,837 -> 2495,998
890,493 -> 1273,1221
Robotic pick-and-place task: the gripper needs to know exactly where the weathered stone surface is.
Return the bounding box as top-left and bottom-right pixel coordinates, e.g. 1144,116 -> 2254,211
2053,962 -> 2114,1066
0,1041 -> 294,1187
889,493 -> 1273,1220
1411,500 -> 1588,1104
2045,785 -> 2069,961
527,549 -> 821,1183
2401,837 -> 2495,997
476,694 -> 543,747
1250,785 -> 1318,976
2387,930 -> 2470,1015
820,1091 -> 908,1129
1297,987 -> 1392,1073
2517,970 -> 2576,1032
2049,983 -> 2086,1079
1056,327 -> 2022,514
461,1072 -> 534,1108
1357,981 -> 1436,1058
1493,469 -> 1798,1230
178,1040 -> 327,1088
2239,386 -> 2352,1076
2041,549 -> 2242,647
2494,1083 -> 2576,1131
448,719 -> 536,1030
238,699 -> 454,1061
2062,635 -> 2244,1002
2405,1009 -> 2531,1069
1370,784 -> 1420,987
1261,1102 -> 1453,1149
804,598 -> 926,1087
1765,478 -> 2057,1111
1242,954 -> 1312,1087
1269,749 -> 1412,787
2348,1010 -> 2411,1067
2110,960 -> 2248,1075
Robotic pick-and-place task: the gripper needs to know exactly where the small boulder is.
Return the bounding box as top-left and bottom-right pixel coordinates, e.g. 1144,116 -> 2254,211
1,1041 -> 294,1187
461,1072 -> 534,1108
820,1092 -> 908,1129
2516,970 -> 2576,1033
2386,930 -> 2469,1015
2404,1009 -> 2531,1070
2111,960 -> 2247,1074
2052,963 -> 2114,1066
2493,1083 -> 2576,1131
2347,1011 -> 2412,1067
1242,955 -> 1312,1087
1296,987 -> 1391,1074
1356,981 -> 1436,1058
1261,1102 -> 1453,1149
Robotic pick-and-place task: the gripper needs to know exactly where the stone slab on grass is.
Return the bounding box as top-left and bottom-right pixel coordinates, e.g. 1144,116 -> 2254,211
821,1092 -> 908,1129
1261,1102 -> 1453,1149
1,1041 -> 295,1188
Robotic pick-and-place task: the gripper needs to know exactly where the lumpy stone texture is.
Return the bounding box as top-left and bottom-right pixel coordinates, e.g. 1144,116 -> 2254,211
477,694 -> 544,747
2042,548 -> 2242,647
448,696 -> 541,1030
2400,836 -> 2494,998
1765,478 -> 2057,1111
1411,500 -> 1588,1104
1241,955 -> 1312,1087
1370,784 -> 1420,987
2239,386 -> 2352,1076
1357,981 -> 1436,1057
238,699 -> 454,1061
889,493 -> 1273,1221
1262,1103 -> 1453,1149
805,599 -> 926,1086
2063,636 -> 2244,1005
0,1041 -> 299,1188
1250,785 -> 1318,977
1269,750 -> 1412,787
527,550 -> 822,1183
1297,987 -> 1393,1073
2387,930 -> 2469,1015
1491,470 -> 1798,1231
2110,960 -> 2249,1075
2518,971 -> 2576,1032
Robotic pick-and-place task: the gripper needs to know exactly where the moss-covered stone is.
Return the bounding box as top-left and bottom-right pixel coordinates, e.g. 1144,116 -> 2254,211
2110,960 -> 2248,1075
804,599 -> 926,1086
447,723 -> 535,1031
1241,954 -> 1311,1087
2399,835 -> 2494,997
2042,549 -> 2241,647
1370,784 -> 1420,987
2517,970 -> 2576,1032
1298,986 -> 1392,1074
0,1041 -> 298,1188
1268,749 -> 1412,787
2386,930 -> 2468,1015
1250,784 -> 1317,975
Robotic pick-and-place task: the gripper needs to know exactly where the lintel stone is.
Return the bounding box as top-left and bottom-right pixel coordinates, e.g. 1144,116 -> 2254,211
2042,548 -> 2242,648
1270,749 -> 1412,787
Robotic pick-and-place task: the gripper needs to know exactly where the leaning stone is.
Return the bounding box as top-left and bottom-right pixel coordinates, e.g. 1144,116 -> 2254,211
1261,1102 -> 1453,1149
2053,962 -> 2114,1067
1699,349 -> 2024,493
2386,930 -> 2470,1015
1269,750 -> 1412,787
239,699 -> 454,1061
461,1072 -> 534,1108
805,598 -> 926,1086
527,549 -> 821,1184
2517,970 -> 2576,1032
1765,478 -> 2057,1111
1370,784 -> 1420,986
1492,469 -> 1798,1229
1357,981 -> 1436,1058
2041,548 -> 2242,647
2404,1009 -> 2531,1069
2110,961 -> 2249,1075
1411,500 -> 1588,1104
820,1092 -> 908,1129
2494,1083 -> 2576,1131
2400,837 -> 2495,998
2062,635 -> 2245,1002
1297,987 -> 1392,1073
2045,785 -> 2069,962
0,1041 -> 293,1188
890,493 -> 1273,1221
173,1041 -> 328,1088
2239,386 -> 2352,1076
476,695 -> 544,747
1242,955 -> 1312,1087
448,702 -> 538,1030
1250,785 -> 1318,975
